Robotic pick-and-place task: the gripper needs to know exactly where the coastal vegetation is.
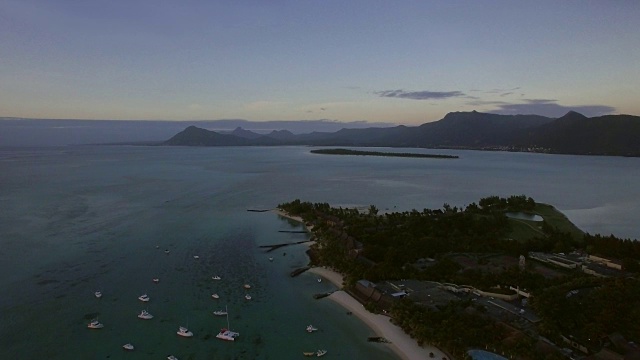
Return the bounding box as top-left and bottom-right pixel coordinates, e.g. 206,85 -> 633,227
278,196 -> 640,359
309,148 -> 458,159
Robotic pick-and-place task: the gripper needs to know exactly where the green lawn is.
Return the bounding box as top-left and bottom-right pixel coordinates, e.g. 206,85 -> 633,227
505,203 -> 584,243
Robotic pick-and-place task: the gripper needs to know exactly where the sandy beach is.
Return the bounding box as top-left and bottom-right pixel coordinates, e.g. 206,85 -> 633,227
272,208 -> 314,231
309,267 -> 450,360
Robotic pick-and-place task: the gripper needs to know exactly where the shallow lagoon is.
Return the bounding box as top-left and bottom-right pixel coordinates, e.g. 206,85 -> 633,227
1,145 -> 639,358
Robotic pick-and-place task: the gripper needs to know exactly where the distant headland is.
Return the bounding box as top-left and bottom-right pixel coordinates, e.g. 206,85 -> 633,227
309,148 -> 458,159
162,110 -> 640,157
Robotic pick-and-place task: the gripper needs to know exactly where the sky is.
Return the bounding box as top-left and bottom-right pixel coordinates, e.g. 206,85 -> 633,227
1,0 -> 639,125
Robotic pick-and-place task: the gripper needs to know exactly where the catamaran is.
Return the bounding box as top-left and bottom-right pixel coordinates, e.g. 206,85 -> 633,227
216,306 -> 239,341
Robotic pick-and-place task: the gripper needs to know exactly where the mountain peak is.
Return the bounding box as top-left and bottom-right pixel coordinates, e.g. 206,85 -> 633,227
560,111 -> 587,119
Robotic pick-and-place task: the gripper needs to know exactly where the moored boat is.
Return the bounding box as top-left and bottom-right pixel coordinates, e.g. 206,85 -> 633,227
245,294 -> 252,300
211,293 -> 220,299
167,356 -> 178,360
138,309 -> 153,319
316,349 -> 327,357
303,352 -> 315,357
153,278 -> 160,283
212,275 -> 221,280
213,310 -> 227,316
216,306 -> 239,341
94,290 -> 102,299
87,319 -> 104,329
306,325 -> 318,333
138,294 -> 150,302
122,343 -> 134,351
177,326 -> 193,337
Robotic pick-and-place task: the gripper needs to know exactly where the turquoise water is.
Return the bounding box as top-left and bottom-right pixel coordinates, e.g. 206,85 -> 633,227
468,349 -> 508,360
1,145 -> 640,358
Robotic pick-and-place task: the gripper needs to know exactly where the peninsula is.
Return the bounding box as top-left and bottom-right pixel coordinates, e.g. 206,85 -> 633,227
277,196 -> 640,360
309,148 -> 458,159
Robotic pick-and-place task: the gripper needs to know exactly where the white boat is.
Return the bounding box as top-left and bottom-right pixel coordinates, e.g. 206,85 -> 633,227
138,294 -> 150,302
216,328 -> 239,341
244,294 -> 252,300
306,325 -> 318,333
164,249 -> 170,254
269,257 -> 274,262
243,284 -> 251,289
216,306 -> 239,341
177,326 -> 193,337
317,278 -> 322,283
122,343 -> 134,351
94,290 -> 102,298
167,356 -> 178,360
211,293 -> 219,299
213,309 -> 228,316
212,275 -> 221,280
138,310 -> 153,319
152,278 -> 160,283
193,255 -> 199,259
87,319 -> 104,329
316,349 -> 327,357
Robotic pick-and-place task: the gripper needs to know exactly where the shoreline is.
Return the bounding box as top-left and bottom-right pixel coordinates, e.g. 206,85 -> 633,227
309,267 -> 449,360
275,207 -> 450,360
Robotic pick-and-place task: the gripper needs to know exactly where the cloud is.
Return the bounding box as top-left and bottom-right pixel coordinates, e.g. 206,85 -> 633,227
490,99 -> 615,117
375,89 -> 465,100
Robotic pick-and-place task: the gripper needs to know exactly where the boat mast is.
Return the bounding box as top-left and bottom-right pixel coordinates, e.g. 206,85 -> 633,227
226,305 -> 230,329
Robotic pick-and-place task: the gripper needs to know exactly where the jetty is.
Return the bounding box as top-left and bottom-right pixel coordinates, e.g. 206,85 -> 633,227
368,336 -> 391,343
246,209 -> 272,212
290,266 -> 311,277
259,240 -> 312,253
313,291 -> 334,299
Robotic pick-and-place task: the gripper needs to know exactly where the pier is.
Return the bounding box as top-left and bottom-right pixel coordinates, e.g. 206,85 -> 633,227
259,240 -> 312,252
290,266 -> 311,277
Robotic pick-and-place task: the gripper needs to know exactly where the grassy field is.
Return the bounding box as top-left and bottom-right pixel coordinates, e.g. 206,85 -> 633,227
506,203 -> 584,242
534,203 -> 584,241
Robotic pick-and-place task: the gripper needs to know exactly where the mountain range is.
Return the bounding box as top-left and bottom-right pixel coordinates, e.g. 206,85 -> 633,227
164,111 -> 640,157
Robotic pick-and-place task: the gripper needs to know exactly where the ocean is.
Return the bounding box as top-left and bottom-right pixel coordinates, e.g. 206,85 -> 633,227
1,145 -> 639,359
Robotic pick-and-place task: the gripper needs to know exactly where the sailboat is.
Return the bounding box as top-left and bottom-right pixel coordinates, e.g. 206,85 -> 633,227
216,305 -> 239,341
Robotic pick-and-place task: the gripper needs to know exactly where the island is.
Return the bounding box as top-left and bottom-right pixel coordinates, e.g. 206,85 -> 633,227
277,196 -> 640,360
309,148 -> 458,159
